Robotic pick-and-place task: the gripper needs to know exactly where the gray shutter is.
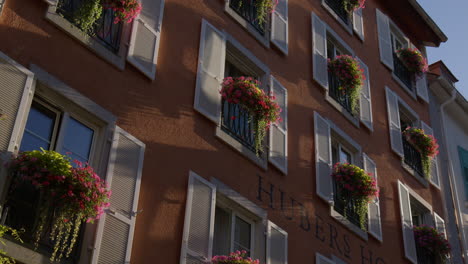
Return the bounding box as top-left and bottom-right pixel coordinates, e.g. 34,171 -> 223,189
357,57 -> 373,131
386,87 -> 403,157
353,8 -> 364,41
434,213 -> 447,238
127,0 -> 165,80
421,121 -> 440,187
398,181 -> 417,264
92,126 -> 146,264
269,76 -> 288,174
316,253 -> 335,264
267,221 -> 288,264
312,13 -> 328,89
0,52 -> 35,154
416,74 -> 429,103
180,171 -> 216,264
271,0 -> 288,54
376,9 -> 393,70
193,19 -> 226,123
314,112 -> 333,203
363,153 -> 382,241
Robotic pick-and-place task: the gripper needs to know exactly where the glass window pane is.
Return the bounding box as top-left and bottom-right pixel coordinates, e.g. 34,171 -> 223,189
234,216 -> 251,256
20,103 -> 57,152
61,117 -> 94,163
339,149 -> 351,163
213,207 -> 232,256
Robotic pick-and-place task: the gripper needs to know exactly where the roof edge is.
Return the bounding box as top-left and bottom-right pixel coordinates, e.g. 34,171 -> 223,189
408,0 -> 448,46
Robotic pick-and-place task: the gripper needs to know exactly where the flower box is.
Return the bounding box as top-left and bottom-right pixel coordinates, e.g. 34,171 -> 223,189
212,250 -> 259,264
343,0 -> 366,12
396,48 -> 429,76
403,127 -> 439,178
414,225 -> 451,262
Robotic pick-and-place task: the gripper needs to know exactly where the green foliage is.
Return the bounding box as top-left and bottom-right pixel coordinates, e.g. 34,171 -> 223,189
403,127 -> 439,179
0,225 -> 23,264
71,0 -> 103,34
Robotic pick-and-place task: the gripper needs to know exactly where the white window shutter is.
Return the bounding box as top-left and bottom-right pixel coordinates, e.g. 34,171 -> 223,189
0,52 -> 35,154
127,0 -> 165,80
312,13 -> 328,89
267,221 -> 288,264
398,181 -> 417,264
421,121 -> 440,187
180,171 -> 216,264
269,76 -> 288,174
356,57 -> 373,131
271,0 -> 288,54
376,9 -> 393,70
385,87 -> 404,157
434,213 -> 447,238
416,74 -> 429,103
92,126 -> 146,264
193,19 -> 226,123
353,8 -> 364,41
314,112 -> 333,203
363,153 -> 382,241
316,253 -> 335,264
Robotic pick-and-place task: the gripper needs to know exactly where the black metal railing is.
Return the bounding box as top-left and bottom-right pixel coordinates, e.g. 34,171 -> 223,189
393,53 -> 414,90
324,0 -> 350,25
57,0 -> 123,53
402,136 -> 425,177
329,72 -> 354,115
415,234 -> 437,264
333,182 -> 368,230
221,100 -> 258,154
229,0 -> 266,35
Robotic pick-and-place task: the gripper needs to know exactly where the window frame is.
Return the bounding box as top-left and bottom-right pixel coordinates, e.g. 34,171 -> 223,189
321,0 -> 353,35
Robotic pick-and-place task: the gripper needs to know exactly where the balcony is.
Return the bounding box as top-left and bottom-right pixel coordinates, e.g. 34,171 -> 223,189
415,233 -> 437,264
333,182 -> 368,230
229,0 -> 266,35
324,0 -> 350,25
329,72 -> 354,115
57,0 -> 123,53
402,136 -> 425,178
393,53 -> 414,91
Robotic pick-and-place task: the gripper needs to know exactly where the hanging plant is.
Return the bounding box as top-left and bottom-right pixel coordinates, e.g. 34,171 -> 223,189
396,48 -> 429,76
327,55 -> 366,115
212,250 -> 260,264
331,163 -> 379,229
343,0 -> 366,12
236,0 -> 278,27
220,76 -> 282,155
102,0 -> 142,24
403,127 -> 439,178
6,150 -> 111,262
413,225 -> 451,261
0,225 -> 23,264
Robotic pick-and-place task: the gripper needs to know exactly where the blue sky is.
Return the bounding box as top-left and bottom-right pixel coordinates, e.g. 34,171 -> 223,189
417,0 -> 468,98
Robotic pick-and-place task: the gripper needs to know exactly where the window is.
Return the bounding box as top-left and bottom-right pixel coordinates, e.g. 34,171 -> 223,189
321,0 -> 364,40
389,26 -> 414,91
228,0 -> 266,36
324,0 -> 350,26
399,108 -> 424,178
457,146 -> 468,200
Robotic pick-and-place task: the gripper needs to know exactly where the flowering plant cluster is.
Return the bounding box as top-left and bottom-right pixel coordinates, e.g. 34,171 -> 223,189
403,127 -> 439,178
212,250 -> 260,264
328,55 -> 365,114
220,76 -> 282,155
103,0 -> 142,24
343,0 -> 366,12
6,150 -> 111,262
396,48 -> 429,76
255,0 -> 278,26
331,163 -> 379,228
413,225 -> 451,260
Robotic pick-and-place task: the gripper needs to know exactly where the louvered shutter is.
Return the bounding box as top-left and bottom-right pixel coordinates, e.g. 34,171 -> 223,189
363,153 -> 382,241
92,126 -> 146,264
398,181 -> 417,264
0,52 -> 35,154
269,76 -> 288,174
376,9 -> 393,70
271,0 -> 288,54
385,87 -> 403,157
316,253 -> 335,264
314,112 -> 333,203
312,13 -> 328,89
193,20 -> 226,123
421,121 -> 440,187
353,8 -> 364,41
267,221 -> 288,264
180,171 -> 216,264
416,74 -> 429,103
434,213 -> 447,238
357,57 -> 373,131
127,0 -> 165,80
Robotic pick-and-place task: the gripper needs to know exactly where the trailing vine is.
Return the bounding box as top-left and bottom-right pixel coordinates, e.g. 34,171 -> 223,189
0,225 -> 23,264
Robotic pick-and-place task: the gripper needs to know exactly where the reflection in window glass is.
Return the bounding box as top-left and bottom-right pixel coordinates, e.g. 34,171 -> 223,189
213,207 -> 232,256
61,117 -> 94,163
20,103 -> 57,152
234,216 -> 251,256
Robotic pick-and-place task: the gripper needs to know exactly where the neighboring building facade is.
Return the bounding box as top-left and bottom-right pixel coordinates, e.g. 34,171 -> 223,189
428,61 -> 468,264
0,0 -> 453,263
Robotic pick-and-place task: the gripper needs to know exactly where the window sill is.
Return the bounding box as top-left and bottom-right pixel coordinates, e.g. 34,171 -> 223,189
0,240 -> 49,264
401,161 -> 429,188
330,206 -> 368,241
325,95 -> 360,128
391,73 -> 417,100
216,126 -> 268,170
321,1 -> 353,37
45,5 -> 126,70
224,5 -> 270,49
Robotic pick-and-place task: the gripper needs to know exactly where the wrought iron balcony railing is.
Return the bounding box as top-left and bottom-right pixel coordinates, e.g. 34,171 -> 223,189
393,53 -> 414,91
324,0 -> 350,25
333,182 -> 368,230
57,0 -> 123,53
229,0 -> 266,35
415,233 -> 437,264
329,72 -> 354,115
402,136 -> 425,178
